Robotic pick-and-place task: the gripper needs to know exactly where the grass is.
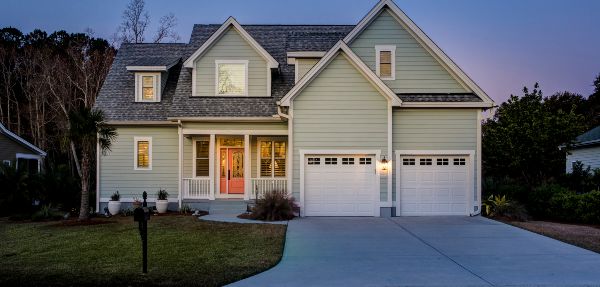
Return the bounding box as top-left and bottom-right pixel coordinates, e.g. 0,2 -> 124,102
0,215 -> 286,287
507,220 -> 600,254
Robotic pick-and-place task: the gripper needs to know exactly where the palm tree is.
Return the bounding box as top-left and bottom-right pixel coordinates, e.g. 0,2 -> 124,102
68,107 -> 116,220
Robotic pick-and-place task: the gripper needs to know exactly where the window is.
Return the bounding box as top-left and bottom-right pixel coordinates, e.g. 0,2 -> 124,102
260,140 -> 286,177
216,60 -> 248,96
453,158 -> 466,166
420,158 -> 432,166
342,158 -> 355,165
359,158 -> 372,165
402,158 -> 415,166
375,45 -> 396,80
2,160 -> 10,167
134,137 -> 152,170
135,73 -> 161,102
325,158 -> 337,165
437,158 -> 449,166
307,158 -> 320,165
195,140 -> 209,177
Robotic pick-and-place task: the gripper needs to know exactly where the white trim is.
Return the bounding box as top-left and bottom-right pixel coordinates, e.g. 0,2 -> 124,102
133,136 -> 152,170
280,41 -> 401,107
395,149 -> 475,216
15,153 -> 43,173
287,51 -> 326,58
387,103 -> 393,204
191,67 -> 197,97
183,17 -> 278,69
400,102 -> 494,108
299,149 -> 382,217
126,66 -> 168,72
476,110 -> 483,213
266,66 -> 272,97
256,137 -> 288,179
182,129 -> 287,136
96,133 -> 101,213
343,0 -> 494,105
0,123 -> 46,156
375,45 -> 396,80
168,117 -> 283,122
135,72 -> 161,102
192,137 -> 210,178
294,62 -> 299,84
214,60 -> 249,97
2,160 -> 11,166
100,197 -> 178,203
287,103 -> 294,196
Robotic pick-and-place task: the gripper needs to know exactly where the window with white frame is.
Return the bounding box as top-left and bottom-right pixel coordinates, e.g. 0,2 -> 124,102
2,160 -> 10,166
134,137 -> 152,170
135,73 -> 161,102
216,60 -> 248,96
260,140 -> 286,177
194,139 -> 209,177
375,45 -> 396,80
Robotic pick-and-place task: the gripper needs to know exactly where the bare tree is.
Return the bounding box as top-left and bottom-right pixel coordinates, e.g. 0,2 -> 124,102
154,13 -> 180,43
117,0 -> 179,44
118,0 -> 149,43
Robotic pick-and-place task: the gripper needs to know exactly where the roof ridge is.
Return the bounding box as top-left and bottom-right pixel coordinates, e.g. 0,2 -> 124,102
193,24 -> 355,27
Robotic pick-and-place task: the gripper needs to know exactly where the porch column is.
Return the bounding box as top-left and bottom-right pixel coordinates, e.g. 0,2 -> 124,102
209,134 -> 216,200
244,134 -> 251,200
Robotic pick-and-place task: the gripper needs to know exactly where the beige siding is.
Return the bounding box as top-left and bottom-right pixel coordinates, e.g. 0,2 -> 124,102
99,126 -> 178,200
292,53 -> 389,202
350,9 -> 467,93
0,133 -> 34,162
566,146 -> 600,173
392,108 -> 479,202
194,26 -> 268,97
296,58 -> 320,82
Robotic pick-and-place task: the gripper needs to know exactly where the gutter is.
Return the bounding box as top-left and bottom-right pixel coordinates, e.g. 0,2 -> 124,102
276,105 -> 290,119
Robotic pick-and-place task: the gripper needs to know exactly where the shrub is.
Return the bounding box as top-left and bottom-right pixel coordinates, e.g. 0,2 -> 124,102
31,204 -> 64,221
483,177 -> 529,203
157,189 -> 168,200
250,190 -> 298,221
527,184 -> 571,218
547,190 -> 600,224
482,194 -> 528,221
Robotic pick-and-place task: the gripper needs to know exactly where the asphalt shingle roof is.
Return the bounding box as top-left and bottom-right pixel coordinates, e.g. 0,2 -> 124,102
574,126 -> 600,146
96,24 -> 485,121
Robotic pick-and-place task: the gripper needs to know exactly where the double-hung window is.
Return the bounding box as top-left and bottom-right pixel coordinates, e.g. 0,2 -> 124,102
134,137 -> 152,170
375,45 -> 396,80
216,60 -> 248,96
194,139 -> 209,177
135,73 -> 161,102
260,140 -> 286,177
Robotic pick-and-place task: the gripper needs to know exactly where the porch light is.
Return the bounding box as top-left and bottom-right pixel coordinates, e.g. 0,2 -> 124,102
380,155 -> 390,171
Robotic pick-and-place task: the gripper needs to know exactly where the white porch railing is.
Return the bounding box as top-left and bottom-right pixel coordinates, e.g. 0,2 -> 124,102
182,177 -> 211,199
250,178 -> 287,199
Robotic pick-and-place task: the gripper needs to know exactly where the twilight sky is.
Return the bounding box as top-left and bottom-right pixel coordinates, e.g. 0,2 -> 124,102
1,0 -> 599,103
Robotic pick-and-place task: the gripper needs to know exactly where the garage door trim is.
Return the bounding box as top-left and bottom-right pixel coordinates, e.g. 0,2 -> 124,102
299,149 -> 381,217
395,150 -> 474,216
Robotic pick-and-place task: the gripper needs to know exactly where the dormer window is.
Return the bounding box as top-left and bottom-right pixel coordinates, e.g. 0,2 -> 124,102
135,73 -> 161,102
375,45 -> 396,80
216,60 -> 248,96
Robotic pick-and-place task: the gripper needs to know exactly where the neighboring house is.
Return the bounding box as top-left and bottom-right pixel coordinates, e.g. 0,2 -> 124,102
0,123 -> 46,173
95,0 -> 494,217
564,126 -> 600,173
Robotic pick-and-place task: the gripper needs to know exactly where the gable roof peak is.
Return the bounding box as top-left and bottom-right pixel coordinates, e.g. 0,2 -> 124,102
183,16 -> 279,69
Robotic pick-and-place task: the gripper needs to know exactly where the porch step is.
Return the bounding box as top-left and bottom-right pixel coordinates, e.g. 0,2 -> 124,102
209,200 -> 249,215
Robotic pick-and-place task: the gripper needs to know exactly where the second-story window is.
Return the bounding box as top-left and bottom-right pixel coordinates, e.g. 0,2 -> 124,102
375,45 -> 396,80
216,60 -> 248,96
135,73 -> 161,102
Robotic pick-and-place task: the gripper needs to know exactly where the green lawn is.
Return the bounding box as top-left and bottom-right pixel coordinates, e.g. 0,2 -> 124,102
0,215 -> 286,287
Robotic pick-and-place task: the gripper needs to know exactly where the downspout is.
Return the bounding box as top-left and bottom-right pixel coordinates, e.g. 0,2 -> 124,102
276,102 -> 290,119
177,120 -> 183,209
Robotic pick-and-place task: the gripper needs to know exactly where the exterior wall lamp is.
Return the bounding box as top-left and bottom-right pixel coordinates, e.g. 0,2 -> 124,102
380,155 -> 390,171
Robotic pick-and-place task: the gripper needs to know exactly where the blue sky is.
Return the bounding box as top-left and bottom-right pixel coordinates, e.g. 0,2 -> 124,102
2,0 -> 599,103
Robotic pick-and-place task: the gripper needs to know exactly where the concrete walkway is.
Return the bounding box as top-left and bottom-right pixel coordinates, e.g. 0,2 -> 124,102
229,216 -> 600,287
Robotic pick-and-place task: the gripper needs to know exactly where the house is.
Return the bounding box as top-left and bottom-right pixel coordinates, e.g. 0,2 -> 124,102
95,0 -> 494,217
564,126 -> 600,173
0,122 -> 46,173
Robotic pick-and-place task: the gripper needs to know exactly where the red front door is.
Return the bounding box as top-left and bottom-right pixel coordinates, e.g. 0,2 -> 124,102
219,148 -> 244,194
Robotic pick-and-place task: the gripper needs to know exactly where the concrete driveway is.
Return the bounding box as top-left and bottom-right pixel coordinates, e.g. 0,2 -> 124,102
229,216 -> 600,287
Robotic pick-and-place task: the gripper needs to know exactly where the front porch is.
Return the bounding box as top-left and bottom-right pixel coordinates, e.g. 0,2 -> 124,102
178,131 -> 289,204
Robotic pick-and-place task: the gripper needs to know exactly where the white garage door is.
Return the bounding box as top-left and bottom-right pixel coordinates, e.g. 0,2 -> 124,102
304,155 -> 377,216
399,156 -> 469,216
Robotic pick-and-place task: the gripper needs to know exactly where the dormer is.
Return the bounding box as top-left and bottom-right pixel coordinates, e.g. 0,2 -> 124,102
183,17 -> 279,97
126,57 -> 180,102
287,51 -> 326,83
